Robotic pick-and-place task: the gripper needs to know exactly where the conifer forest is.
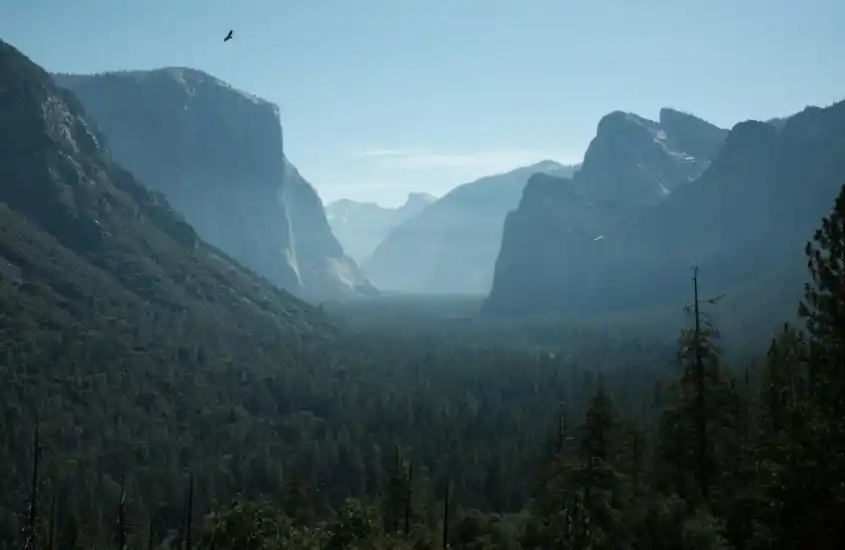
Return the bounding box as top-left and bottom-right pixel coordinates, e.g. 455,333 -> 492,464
1,182 -> 843,549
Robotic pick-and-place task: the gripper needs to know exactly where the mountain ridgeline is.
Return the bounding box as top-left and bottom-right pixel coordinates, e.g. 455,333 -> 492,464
575,108 -> 727,207
52,69 -> 374,301
326,192 -> 436,264
486,102 -> 845,318
363,161 -> 579,294
0,39 -> 330,345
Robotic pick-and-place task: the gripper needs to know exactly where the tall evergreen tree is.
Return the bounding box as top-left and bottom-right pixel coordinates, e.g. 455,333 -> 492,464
576,377 -> 629,550
787,182 -> 845,547
659,268 -> 733,506
799,183 -> 845,366
383,446 -> 407,535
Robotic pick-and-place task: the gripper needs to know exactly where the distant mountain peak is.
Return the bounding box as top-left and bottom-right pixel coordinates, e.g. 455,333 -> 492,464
596,108 -> 719,138
402,192 -> 437,208
328,198 -> 378,209
486,97 -> 845,318
526,159 -> 566,172
659,106 -> 702,123
323,196 -> 414,263
362,161 -> 580,294
597,111 -> 658,133
578,107 -> 727,204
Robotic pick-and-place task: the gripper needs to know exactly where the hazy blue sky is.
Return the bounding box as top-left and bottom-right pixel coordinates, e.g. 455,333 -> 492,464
2,0 -> 843,206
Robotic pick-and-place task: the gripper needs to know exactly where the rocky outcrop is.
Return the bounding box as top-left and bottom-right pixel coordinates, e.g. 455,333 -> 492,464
396,192 -> 438,223
491,173 -> 614,312
326,192 -> 436,264
574,108 -> 727,207
485,108 -> 728,315
363,161 -> 578,294
281,159 -> 375,297
0,39 -> 325,335
53,68 -> 374,300
485,103 -> 845,316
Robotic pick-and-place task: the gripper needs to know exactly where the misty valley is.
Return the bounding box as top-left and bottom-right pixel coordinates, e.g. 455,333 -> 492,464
1,23 -> 845,550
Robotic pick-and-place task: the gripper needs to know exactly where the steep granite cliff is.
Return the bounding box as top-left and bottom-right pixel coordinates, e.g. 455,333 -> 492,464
492,173 -> 612,312
485,102 -> 845,316
363,161 -> 578,294
281,158 -> 375,297
0,39 -> 327,338
574,108 -> 727,207
53,69 -> 374,300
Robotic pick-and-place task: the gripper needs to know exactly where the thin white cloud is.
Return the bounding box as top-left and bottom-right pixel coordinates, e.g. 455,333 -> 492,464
349,148 -> 430,158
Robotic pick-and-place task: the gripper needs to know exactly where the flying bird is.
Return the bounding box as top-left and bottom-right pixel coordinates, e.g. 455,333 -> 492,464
224,30 -> 233,42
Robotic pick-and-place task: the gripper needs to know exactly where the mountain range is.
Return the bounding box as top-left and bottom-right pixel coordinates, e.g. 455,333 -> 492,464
4,33 -> 841,337
362,161 -> 579,294
325,192 -> 436,263
0,39 -> 331,360
4,30 -> 844,549
339,108 -> 732,299
52,68 -> 374,301
485,102 -> 845,324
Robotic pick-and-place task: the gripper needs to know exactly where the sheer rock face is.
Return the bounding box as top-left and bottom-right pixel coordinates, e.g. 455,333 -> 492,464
485,104 -> 845,316
490,173 -> 614,313
574,108 -> 727,207
0,38 -> 325,334
281,159 -> 376,298
53,69 -> 374,300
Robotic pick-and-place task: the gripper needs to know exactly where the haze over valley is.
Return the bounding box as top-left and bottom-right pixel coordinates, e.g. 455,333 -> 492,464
325,191 -> 436,264
2,1 -> 845,548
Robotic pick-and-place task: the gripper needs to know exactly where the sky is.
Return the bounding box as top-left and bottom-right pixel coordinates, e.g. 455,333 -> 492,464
2,1 -> 844,207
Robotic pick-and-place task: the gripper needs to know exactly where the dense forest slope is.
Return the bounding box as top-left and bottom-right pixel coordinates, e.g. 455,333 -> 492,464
363,161 -> 578,294
0,40 -> 328,334
52,69 -> 374,301
0,36 -> 343,523
326,192 -> 436,263
486,102 -> 843,316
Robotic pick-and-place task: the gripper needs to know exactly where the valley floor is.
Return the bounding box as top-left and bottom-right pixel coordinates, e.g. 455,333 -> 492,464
3,194 -> 844,549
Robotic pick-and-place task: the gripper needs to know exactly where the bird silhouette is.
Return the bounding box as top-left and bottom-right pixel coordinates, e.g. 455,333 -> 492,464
224,30 -> 233,42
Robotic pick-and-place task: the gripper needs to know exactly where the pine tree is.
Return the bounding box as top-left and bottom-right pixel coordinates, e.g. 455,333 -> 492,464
798,183 -> 845,368
797,184 -> 845,457
659,268 -> 732,505
575,377 -> 627,550
527,403 -> 577,548
788,182 -> 845,546
383,446 -> 407,534
749,187 -> 845,549
752,325 -> 815,549
581,377 -> 617,465
760,325 -> 807,436
24,420 -> 39,550
529,379 -> 628,550
116,474 -> 126,550
283,464 -> 311,525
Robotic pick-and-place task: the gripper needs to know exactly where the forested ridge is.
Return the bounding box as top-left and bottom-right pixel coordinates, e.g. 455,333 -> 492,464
1,182 -> 842,549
